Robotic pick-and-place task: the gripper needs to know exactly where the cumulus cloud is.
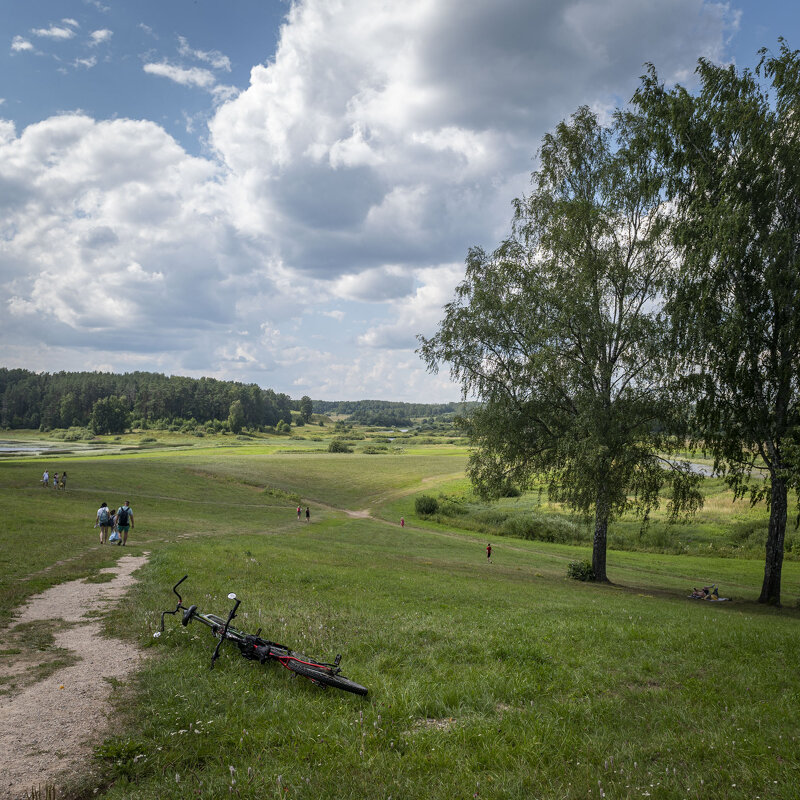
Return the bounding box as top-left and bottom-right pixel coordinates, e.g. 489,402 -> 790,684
75,56 -> 97,69
90,29 -> 113,46
0,115 -> 290,363
11,36 -> 34,53
2,0 -> 740,401
32,24 -> 77,40
210,0 -> 738,290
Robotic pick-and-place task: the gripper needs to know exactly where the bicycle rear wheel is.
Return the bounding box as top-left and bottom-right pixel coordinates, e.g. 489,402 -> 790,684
286,658 -> 368,696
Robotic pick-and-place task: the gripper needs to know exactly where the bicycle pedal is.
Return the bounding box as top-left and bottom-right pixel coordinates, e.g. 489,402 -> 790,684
334,654 -> 341,667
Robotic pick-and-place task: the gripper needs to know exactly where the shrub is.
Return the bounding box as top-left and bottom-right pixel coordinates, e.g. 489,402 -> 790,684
328,439 -> 352,453
415,495 -> 439,515
567,560 -> 595,581
361,445 -> 388,454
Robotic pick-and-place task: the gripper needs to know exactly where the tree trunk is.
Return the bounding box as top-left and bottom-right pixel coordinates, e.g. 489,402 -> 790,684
592,483 -> 610,582
759,475 -> 787,606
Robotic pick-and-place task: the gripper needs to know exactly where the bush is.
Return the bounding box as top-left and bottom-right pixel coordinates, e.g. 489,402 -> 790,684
361,445 -> 388,454
567,560 -> 595,581
501,513 -> 585,544
415,495 -> 439,515
328,439 -> 352,453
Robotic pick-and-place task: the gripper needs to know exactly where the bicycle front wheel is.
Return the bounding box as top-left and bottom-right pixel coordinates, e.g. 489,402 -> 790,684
286,658 -> 368,696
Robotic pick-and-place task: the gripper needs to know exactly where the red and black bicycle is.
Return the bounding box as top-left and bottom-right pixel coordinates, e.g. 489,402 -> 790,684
156,575 -> 368,696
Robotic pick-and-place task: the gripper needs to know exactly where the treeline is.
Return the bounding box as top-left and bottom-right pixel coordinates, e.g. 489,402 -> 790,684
0,368 -> 293,430
312,399 -> 474,427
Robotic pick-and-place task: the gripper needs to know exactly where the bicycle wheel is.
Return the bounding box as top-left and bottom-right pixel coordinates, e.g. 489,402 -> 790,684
286,658 -> 368,696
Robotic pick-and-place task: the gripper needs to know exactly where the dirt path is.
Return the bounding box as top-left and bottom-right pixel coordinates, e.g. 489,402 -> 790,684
0,553 -> 149,799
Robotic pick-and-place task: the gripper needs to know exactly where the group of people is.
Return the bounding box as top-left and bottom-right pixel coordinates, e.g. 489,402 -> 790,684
95,500 -> 134,546
41,469 -> 67,490
296,505 -> 310,522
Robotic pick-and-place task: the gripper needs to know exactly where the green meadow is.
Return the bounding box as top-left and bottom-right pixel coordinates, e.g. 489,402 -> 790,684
1,431 -> 799,799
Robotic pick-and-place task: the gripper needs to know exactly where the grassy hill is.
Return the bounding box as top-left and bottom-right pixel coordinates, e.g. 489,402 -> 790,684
1,430 -> 798,798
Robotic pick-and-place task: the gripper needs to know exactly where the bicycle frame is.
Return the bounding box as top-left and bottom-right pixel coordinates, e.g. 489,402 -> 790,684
156,575 -> 366,695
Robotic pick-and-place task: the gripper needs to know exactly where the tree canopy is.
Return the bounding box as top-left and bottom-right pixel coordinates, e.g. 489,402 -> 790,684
420,106 -> 702,582
633,41 -> 800,604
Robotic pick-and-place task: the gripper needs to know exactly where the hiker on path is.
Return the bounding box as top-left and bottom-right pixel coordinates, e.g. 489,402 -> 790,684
60,471 -> 67,491
96,502 -> 111,544
305,506 -> 310,523
42,469 -> 49,488
486,543 -> 492,562
52,472 -> 59,490
400,516 -> 405,528
116,501 -> 134,546
297,505 -> 302,520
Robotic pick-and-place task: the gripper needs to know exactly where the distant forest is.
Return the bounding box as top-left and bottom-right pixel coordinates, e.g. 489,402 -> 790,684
0,368 -> 294,430
0,368 -> 467,431
310,399 -> 472,427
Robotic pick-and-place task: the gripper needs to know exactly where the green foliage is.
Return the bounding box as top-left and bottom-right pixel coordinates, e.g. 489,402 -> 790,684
420,106 -> 702,582
633,42 -> 800,604
328,438 -> 352,453
299,395 -> 313,422
415,494 -> 439,515
90,395 -> 130,435
227,399 -> 245,434
567,559 -> 596,581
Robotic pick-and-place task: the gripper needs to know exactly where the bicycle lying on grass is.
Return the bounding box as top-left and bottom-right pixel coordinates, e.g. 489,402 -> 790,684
155,575 -> 368,696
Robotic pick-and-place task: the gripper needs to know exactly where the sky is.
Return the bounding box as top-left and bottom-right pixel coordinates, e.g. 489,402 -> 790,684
1,1 -> 796,403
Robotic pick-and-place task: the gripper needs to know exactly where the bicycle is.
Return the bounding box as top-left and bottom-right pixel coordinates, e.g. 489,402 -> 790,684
155,575 -> 368,696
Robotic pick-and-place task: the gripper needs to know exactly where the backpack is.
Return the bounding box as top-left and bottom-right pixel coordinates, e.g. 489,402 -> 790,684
99,507 -> 109,524
117,506 -> 129,525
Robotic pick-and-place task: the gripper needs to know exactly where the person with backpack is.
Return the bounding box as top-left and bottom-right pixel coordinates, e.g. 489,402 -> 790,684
96,502 -> 111,544
115,500 -> 134,546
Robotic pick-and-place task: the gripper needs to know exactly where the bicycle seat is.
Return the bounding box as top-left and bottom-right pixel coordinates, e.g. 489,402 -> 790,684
181,605 -> 198,626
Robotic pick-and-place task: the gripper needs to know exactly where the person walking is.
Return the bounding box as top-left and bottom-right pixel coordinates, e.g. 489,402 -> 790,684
116,500 -> 134,546
400,516 -> 405,528
297,505 -> 302,520
305,506 -> 310,523
486,543 -> 492,562
96,502 -> 111,544
52,472 -> 59,490
60,471 -> 67,491
42,469 -> 49,488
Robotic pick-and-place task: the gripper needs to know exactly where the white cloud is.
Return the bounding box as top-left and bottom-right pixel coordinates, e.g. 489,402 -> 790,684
143,61 -> 237,101
75,56 -> 97,69
143,62 -> 217,89
32,25 -> 77,40
11,36 -> 34,53
90,29 -> 113,46
177,36 -> 231,71
209,0 -> 738,286
2,0 -> 740,401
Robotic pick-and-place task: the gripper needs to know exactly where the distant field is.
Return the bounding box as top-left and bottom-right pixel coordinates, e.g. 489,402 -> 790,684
1,431 -> 798,798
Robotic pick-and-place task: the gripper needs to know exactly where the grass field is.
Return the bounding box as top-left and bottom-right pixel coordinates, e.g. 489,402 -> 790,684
1,431 -> 799,799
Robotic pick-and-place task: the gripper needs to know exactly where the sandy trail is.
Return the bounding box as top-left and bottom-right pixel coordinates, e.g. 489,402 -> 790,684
0,553 -> 149,800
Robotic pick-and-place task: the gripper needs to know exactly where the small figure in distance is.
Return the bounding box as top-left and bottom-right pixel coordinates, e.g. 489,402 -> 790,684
42,469 -> 49,488
305,506 -> 310,523
486,542 -> 492,562
60,471 -> 67,491
400,516 -> 405,528
116,500 -> 134,546
297,505 -> 302,520
53,472 -> 59,490
96,502 -> 111,544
